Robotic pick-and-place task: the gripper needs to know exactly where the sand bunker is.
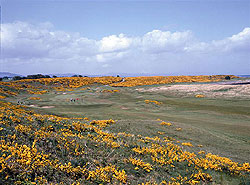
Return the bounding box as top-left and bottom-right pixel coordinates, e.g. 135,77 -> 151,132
121,106 -> 129,110
41,106 -> 55,109
26,105 -> 55,109
27,104 -> 37,107
137,82 -> 250,98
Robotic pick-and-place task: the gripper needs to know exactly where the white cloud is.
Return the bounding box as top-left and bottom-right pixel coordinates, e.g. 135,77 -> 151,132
1,21 -> 97,60
184,27 -> 250,54
99,34 -> 132,53
142,30 -> 194,53
230,27 -> 250,42
1,21 -> 250,75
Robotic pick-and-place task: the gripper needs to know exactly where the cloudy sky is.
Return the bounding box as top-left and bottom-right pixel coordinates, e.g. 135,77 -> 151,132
1,0 -> 250,76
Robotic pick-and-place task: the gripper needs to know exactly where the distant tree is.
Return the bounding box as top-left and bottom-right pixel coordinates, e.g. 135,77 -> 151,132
27,74 -> 45,79
79,75 -> 83,77
117,75 -> 120,77
27,75 -> 36,79
0,78 -> 2,81
225,76 -> 231,80
44,75 -> 51,78
84,76 -> 88,77
72,75 -> 78,77
53,75 -> 57,78
13,76 -> 23,81
3,76 -> 9,80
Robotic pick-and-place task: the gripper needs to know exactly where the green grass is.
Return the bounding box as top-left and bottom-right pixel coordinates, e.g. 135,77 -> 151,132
6,83 -> 250,164
1,81 -> 249,184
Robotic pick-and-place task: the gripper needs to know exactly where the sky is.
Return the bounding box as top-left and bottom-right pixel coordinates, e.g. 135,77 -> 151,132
1,0 -> 250,76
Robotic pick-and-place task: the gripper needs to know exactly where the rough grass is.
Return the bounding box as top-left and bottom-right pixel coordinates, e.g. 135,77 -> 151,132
6,83 -> 250,163
1,79 -> 250,184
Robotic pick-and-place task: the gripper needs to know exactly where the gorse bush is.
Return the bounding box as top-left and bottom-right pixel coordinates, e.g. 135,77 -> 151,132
0,101 -> 249,184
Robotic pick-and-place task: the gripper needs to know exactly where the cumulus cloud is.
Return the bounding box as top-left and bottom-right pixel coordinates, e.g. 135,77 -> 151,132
99,34 -> 132,53
184,27 -> 250,54
142,30 -> 194,53
1,21 -> 98,60
1,21 -> 250,75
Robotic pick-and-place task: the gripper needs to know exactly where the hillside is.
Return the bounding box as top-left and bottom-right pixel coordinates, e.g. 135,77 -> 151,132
0,72 -> 23,78
0,75 -> 249,184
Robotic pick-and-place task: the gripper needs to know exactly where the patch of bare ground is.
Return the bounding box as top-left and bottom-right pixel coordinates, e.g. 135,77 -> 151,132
26,105 -> 55,108
41,106 -> 55,109
120,106 -> 129,110
137,81 -> 250,98
27,104 -> 38,107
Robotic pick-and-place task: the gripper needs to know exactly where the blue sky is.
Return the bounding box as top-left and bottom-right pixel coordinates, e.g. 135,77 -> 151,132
1,0 -> 250,75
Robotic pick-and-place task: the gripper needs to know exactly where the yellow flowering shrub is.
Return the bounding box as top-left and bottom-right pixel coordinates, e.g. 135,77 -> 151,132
160,121 -> 172,126
126,158 -> 153,172
145,100 -> 162,105
101,89 -> 120,93
89,119 -> 115,128
195,94 -> 205,98
29,97 -> 41,100
111,75 -> 238,87
87,164 -> 127,183
181,142 -> 193,147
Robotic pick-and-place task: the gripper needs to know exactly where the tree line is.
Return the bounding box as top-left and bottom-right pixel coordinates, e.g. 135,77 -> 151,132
0,74 -> 84,81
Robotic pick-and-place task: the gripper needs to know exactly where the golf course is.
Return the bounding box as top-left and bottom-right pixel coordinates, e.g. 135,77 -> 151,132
0,75 -> 249,184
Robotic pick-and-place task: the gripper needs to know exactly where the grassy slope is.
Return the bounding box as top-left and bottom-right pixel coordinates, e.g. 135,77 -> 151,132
7,83 -> 250,164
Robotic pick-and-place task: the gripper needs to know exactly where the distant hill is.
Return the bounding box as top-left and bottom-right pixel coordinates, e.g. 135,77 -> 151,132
0,72 -> 24,78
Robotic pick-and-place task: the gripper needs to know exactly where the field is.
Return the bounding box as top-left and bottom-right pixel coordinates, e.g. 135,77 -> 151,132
0,75 -> 249,184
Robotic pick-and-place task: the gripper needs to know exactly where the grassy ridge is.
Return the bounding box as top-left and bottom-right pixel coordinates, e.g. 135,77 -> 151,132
110,75 -> 238,87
